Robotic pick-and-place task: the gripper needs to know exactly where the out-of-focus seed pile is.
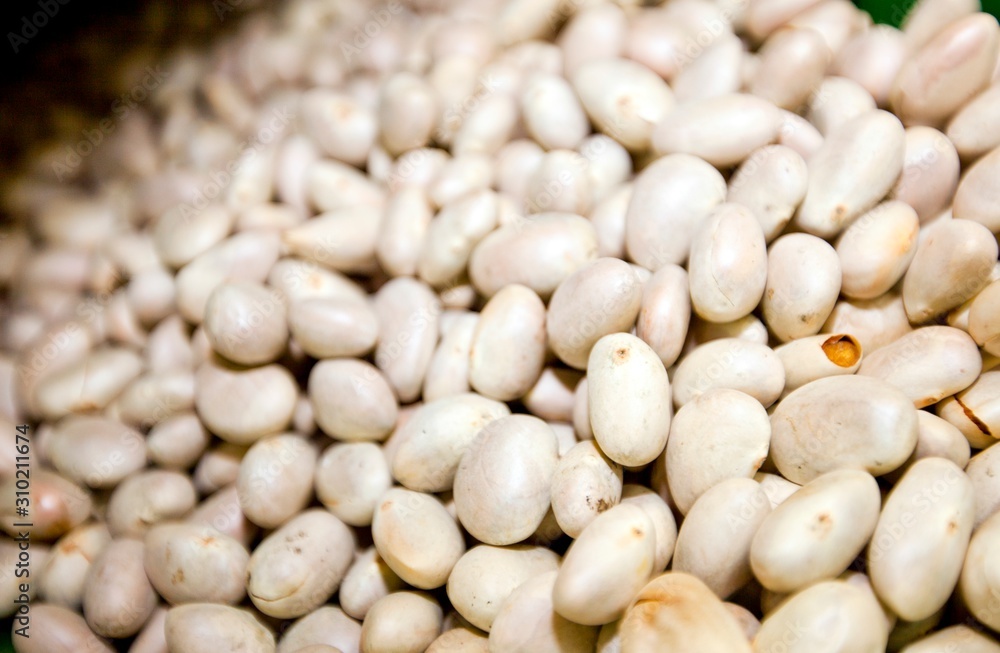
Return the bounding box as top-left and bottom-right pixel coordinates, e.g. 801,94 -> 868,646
2,0 -> 1000,650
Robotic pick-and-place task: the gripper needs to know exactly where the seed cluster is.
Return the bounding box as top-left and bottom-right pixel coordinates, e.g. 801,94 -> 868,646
2,0 -> 1000,651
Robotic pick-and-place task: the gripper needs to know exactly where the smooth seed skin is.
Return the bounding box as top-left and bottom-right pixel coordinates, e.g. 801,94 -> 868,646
966,444 -> 1000,530
666,389 -> 771,514
203,281 -> 288,366
969,280 -> 1000,355
308,359 -> 398,442
106,470 -> 198,537
902,219 -> 999,323
903,411 -> 973,474
673,478 -> 772,599
806,76 -> 877,136
672,338 -> 785,408
277,606 -> 361,653
687,203 -> 767,323
360,592 -> 442,653
750,469 -> 881,593
959,511 -> 1000,632
371,488 -> 465,589
751,26 -> 830,111
654,94 -> 783,167
35,347 -> 143,421
947,84 -> 1000,161
769,375 -> 919,484
954,144 -> 1000,233
572,57 -> 674,152
165,604 -> 274,653
377,186 -> 433,278
14,603 -> 115,653
371,277 -> 440,403
891,13 -> 1000,127
390,393 -> 510,493
427,627 -> 489,653
774,333 -> 863,397
547,258 -> 642,370
447,545 -> 560,632
728,145 -> 809,243
621,485 -> 678,574
619,572 -> 752,653
550,440 -> 623,538
146,412 -> 208,470
553,503 -> 656,626
247,509 -> 355,619
39,524 -> 111,610
339,548 -> 406,622
795,110 -> 906,238
153,204 -> 233,270
453,415 -> 559,546
175,231 -> 281,324
625,154 -> 727,271
195,359 -> 297,445
869,458 -> 975,622
891,127 -> 961,222
144,523 -> 248,605
522,72 -> 589,150
752,580 -> 889,653
423,312 -> 478,402
237,434 -> 317,529
900,625 -> 1000,653
47,416 -> 146,489
469,212 -> 599,299
588,333 -> 672,467
636,264 -> 691,367
488,571 -> 599,653
287,298 -> 379,360
763,233 -> 842,343
858,326 -> 982,408
417,190 -> 499,287
468,285 -> 546,401
83,538 -> 158,639
315,443 -> 392,527
836,200 -> 920,300
832,25 -> 907,106
522,367 -> 583,423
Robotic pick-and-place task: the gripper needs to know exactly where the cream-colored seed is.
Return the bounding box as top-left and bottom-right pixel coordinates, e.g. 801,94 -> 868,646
453,414 -> 559,546
371,488 -> 465,589
588,333 -> 672,467
763,233 -> 842,342
666,389 -> 771,514
165,604 -> 274,653
489,571 -> 599,653
83,538 -> 158,639
247,509 -> 355,619
750,469 -> 881,593
446,545 -> 560,632
315,442 -> 392,528
360,592 -> 442,653
308,359 -> 398,442
276,606 -> 361,653
550,440 -> 623,538
143,523 -> 248,605
468,284 -> 546,401
203,281 -> 288,366
869,458 -> 975,622
687,203 -> 768,323
673,478 -> 771,599
237,433 -> 317,529
619,572 -> 751,652
769,375 -> 918,484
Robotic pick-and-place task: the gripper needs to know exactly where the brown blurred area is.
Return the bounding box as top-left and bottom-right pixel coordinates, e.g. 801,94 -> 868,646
0,0 -> 264,182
